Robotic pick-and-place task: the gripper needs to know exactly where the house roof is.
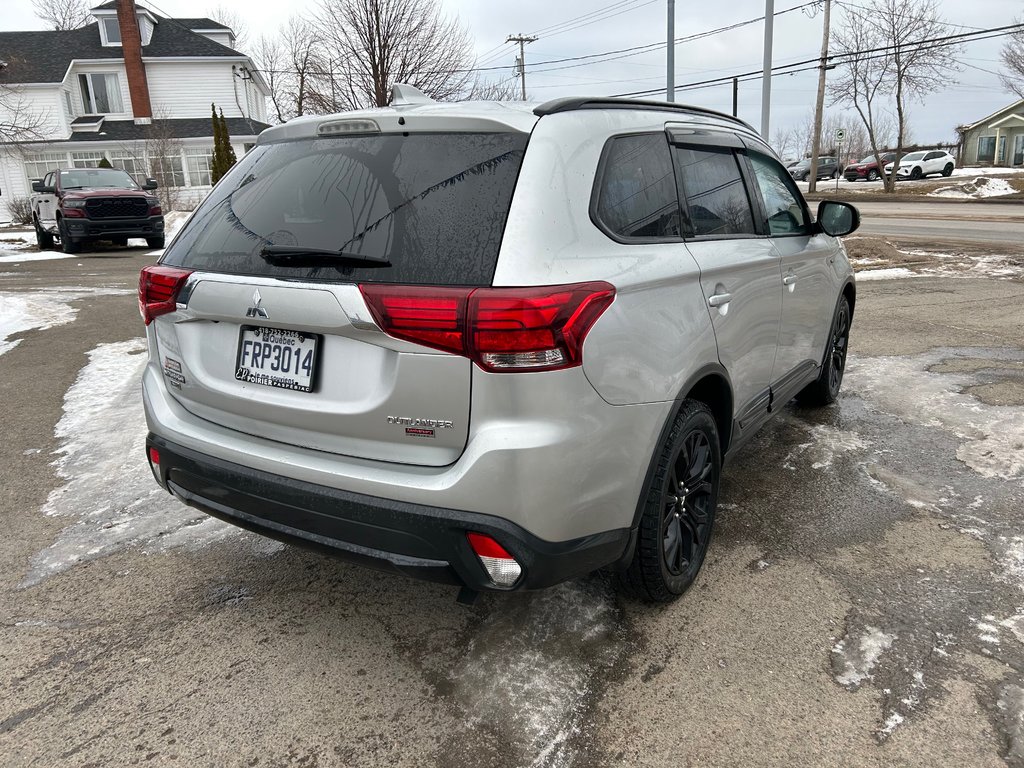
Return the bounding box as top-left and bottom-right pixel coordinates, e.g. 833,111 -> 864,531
172,18 -> 232,31
962,98 -> 1024,131
0,16 -> 244,85
59,117 -> 270,142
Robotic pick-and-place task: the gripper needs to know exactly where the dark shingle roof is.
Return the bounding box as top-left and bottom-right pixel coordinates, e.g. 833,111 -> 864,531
0,16 -> 244,84
173,18 -> 232,31
64,117 -> 269,142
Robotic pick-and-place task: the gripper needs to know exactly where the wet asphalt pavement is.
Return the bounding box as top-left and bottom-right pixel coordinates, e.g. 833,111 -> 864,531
1,247 -> 1023,767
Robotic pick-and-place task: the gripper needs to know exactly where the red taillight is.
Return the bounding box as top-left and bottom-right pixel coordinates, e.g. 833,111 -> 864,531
139,265 -> 192,325
359,281 -> 614,373
467,532 -> 522,586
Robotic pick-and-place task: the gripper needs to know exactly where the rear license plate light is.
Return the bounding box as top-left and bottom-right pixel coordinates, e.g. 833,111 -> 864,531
235,326 -> 319,392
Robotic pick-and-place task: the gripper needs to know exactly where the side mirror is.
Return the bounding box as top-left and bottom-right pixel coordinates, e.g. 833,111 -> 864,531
32,180 -> 51,194
142,178 -> 159,191
816,200 -> 860,237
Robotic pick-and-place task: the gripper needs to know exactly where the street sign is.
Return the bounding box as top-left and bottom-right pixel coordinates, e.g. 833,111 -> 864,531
835,127 -> 847,143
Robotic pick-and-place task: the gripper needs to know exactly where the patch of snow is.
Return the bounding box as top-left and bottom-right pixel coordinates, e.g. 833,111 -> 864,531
0,251 -> 76,263
854,267 -> 919,281
1002,537 -> 1024,592
1001,615 -> 1024,645
929,177 -> 1017,199
998,684 -> 1024,761
786,423 -> 870,469
879,711 -> 905,738
21,338 -> 276,587
846,350 -> 1024,481
833,625 -> 896,688
0,287 -> 131,356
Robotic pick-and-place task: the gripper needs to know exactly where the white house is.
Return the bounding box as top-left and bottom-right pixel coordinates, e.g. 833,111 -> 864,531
959,99 -> 1024,168
0,0 -> 271,220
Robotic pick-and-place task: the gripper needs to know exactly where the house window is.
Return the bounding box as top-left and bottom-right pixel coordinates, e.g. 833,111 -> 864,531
79,73 -> 123,114
150,154 -> 186,187
110,151 -> 147,181
101,17 -> 121,45
978,136 -> 996,163
70,151 -> 106,168
184,148 -> 214,186
23,152 -> 70,183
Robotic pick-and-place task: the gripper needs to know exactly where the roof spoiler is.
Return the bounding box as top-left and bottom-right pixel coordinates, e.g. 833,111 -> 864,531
533,97 -> 756,133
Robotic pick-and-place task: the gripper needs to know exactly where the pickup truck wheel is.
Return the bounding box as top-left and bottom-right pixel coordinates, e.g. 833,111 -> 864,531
110,237 -> 128,246
146,236 -> 165,249
797,296 -> 851,407
34,218 -> 54,250
619,400 -> 720,603
58,220 -> 81,254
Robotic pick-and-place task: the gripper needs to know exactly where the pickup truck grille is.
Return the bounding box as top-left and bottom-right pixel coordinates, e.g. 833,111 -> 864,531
85,197 -> 149,219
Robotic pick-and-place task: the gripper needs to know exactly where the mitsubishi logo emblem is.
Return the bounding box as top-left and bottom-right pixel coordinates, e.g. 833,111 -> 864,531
245,288 -> 269,318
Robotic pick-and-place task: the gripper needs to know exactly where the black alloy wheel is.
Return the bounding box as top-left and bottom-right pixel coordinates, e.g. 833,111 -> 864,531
660,430 -> 715,578
34,217 -> 54,250
620,400 -> 721,603
942,163 -> 954,177
910,166 -> 923,180
797,296 -> 852,407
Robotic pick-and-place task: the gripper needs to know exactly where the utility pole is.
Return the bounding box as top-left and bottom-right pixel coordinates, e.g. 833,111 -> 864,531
732,77 -> 739,117
507,34 -> 537,101
760,0 -> 775,138
808,0 -> 832,193
667,0 -> 675,101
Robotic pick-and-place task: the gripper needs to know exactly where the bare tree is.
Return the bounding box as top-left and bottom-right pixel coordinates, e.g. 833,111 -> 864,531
829,0 -> 960,191
1,57 -> 52,145
999,21 -> 1024,98
210,4 -> 249,51
32,0 -> 90,30
252,17 -> 328,122
142,112 -> 184,211
316,0 -> 475,109
465,76 -> 521,101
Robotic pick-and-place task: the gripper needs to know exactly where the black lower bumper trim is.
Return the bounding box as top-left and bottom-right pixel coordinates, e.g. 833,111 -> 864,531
148,435 -> 631,592
64,215 -> 164,237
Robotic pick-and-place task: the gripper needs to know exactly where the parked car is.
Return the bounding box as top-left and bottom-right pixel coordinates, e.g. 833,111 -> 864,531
140,87 -> 859,603
843,152 -> 897,182
30,167 -> 165,254
883,150 -> 956,180
788,156 -> 840,181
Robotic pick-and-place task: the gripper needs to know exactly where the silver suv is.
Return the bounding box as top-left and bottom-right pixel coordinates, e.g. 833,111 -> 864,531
140,87 -> 859,602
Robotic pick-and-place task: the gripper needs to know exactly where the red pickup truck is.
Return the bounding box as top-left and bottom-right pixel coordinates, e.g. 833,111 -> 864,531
31,167 -> 165,253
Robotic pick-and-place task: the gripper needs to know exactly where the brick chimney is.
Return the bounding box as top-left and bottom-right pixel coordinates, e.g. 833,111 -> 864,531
116,0 -> 153,124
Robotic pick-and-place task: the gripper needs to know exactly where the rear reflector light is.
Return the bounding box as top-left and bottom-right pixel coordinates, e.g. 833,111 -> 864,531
467,532 -> 522,587
139,265 -> 192,325
359,281 -> 615,372
148,447 -> 160,465
146,446 -> 163,487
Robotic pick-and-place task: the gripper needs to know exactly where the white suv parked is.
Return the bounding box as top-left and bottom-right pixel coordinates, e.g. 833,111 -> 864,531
884,149 -> 956,180
140,87 -> 860,602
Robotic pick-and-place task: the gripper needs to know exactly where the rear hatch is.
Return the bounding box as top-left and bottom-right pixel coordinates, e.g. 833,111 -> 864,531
153,127 -> 529,467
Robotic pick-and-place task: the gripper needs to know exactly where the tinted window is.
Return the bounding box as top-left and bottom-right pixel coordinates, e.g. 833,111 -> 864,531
59,168 -> 139,189
903,152 -> 926,161
161,132 -> 528,286
595,134 -> 684,239
749,153 -> 809,236
673,147 -> 756,237
924,151 -> 943,160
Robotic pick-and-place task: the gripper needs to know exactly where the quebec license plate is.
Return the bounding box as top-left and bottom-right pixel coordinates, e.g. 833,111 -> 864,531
235,326 -> 318,392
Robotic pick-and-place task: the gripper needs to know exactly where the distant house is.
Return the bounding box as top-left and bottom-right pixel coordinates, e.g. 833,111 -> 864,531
0,0 -> 270,220
959,99 -> 1024,167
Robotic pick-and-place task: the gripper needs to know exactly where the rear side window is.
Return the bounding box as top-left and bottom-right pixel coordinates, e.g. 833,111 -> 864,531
160,132 -> 528,285
672,146 -> 756,237
594,134 -> 684,240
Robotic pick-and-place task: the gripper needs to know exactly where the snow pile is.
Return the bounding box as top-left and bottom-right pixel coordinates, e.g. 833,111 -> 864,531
0,251 -> 76,263
929,176 -> 1017,199
855,267 -> 919,281
0,287 -> 130,356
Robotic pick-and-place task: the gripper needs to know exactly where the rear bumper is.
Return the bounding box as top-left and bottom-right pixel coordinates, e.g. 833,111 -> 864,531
147,434 -> 632,591
63,215 -> 164,238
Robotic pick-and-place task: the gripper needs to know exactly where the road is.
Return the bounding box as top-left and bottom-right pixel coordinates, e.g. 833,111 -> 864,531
2,245 -> 1024,767
851,201 -> 1024,246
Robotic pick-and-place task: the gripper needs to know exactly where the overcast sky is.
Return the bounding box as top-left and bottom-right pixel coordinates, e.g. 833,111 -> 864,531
4,0 -> 1020,143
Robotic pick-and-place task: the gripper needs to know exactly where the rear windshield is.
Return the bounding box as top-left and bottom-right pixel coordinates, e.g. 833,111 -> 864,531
161,132 -> 528,285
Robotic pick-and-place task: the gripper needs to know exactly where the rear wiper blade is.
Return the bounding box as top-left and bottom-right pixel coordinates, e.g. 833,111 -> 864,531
259,246 -> 390,267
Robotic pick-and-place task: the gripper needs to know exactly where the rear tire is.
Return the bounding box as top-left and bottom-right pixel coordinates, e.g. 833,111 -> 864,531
34,217 -> 54,250
58,219 -> 81,254
146,236 -> 165,249
797,296 -> 851,407
619,400 -> 720,603
942,163 -> 954,177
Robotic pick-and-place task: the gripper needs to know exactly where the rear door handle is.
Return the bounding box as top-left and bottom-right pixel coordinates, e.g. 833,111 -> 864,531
783,275 -> 798,285
708,293 -> 732,307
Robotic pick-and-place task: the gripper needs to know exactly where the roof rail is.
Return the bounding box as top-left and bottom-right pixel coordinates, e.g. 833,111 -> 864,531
533,97 -> 756,134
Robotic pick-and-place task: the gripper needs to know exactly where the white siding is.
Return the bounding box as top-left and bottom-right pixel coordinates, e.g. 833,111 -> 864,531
0,85 -> 68,141
196,31 -> 234,47
146,60 -> 253,119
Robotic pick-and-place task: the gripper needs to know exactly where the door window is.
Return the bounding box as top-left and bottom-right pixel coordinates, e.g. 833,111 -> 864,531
748,153 -> 810,236
594,134 -> 685,240
672,146 -> 756,237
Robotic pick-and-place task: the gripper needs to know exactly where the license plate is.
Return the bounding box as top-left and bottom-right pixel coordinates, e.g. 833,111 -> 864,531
235,327 -> 318,392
